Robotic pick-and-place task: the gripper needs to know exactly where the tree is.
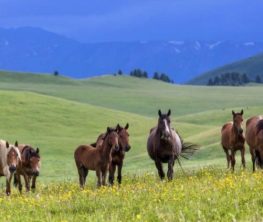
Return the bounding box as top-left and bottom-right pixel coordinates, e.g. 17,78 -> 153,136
153,72 -> 160,80
207,78 -> 213,85
117,69 -> 123,75
241,73 -> 250,84
53,70 -> 59,76
256,75 -> 262,83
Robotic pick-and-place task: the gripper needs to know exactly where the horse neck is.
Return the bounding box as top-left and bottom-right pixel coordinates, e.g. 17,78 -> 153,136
0,144 -> 8,166
100,136 -> 113,159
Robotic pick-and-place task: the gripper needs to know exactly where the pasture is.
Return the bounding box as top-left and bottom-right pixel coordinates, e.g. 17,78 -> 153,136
0,71 -> 263,221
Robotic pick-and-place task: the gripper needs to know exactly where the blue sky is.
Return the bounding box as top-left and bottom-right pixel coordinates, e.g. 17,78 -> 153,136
0,0 -> 262,42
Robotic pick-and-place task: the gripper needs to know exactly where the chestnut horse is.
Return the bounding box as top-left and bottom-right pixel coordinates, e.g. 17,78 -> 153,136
14,144 -> 41,192
91,123 -> 131,185
0,140 -> 21,195
147,110 -> 198,180
246,115 -> 263,171
221,110 -> 245,171
74,127 -> 119,188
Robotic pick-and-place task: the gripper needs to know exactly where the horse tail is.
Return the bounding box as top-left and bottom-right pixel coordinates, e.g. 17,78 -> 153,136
256,119 -> 263,135
176,131 -> 200,159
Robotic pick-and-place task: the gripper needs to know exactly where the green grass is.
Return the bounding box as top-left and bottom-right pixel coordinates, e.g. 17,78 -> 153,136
0,71 -> 262,221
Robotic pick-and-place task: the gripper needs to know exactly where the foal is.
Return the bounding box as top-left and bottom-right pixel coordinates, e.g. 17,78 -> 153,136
0,140 -> 21,195
221,110 -> 245,171
74,127 -> 119,188
14,144 -> 41,192
92,123 -> 131,185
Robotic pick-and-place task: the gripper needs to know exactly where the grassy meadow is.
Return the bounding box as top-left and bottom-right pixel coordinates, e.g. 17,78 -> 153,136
0,71 -> 262,221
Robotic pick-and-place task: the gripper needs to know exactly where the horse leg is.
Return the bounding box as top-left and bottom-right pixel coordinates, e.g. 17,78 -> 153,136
108,163 -> 116,185
117,162 -> 123,184
31,175 -> 38,191
101,168 -> 107,186
250,147 -> 256,172
155,159 -> 165,180
23,174 -> 30,192
6,174 -> 13,196
223,147 -> 231,168
230,150 -> 236,171
167,157 -> 175,181
16,174 -> 23,193
96,170 -> 102,187
241,146 -> 246,169
77,166 -> 86,188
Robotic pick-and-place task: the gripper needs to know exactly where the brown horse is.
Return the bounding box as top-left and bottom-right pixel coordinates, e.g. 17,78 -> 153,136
147,110 -> 198,180
74,127 -> 119,188
14,145 -> 41,192
91,123 -> 131,185
221,110 -> 245,171
246,115 -> 263,171
0,140 -> 21,195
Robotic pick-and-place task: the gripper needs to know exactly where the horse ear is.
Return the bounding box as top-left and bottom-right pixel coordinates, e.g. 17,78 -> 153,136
107,127 -> 111,133
6,141 -> 9,148
36,148 -> 39,154
167,109 -> 171,116
158,109 -> 162,117
240,109 -> 244,115
125,123 -> 129,130
232,110 -> 235,116
15,141 -> 18,147
116,124 -> 121,131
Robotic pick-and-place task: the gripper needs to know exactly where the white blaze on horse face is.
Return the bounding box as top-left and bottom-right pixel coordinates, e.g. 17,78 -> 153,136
163,119 -> 170,135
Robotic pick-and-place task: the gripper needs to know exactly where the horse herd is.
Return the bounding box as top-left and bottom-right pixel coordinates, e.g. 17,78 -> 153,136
0,109 -> 263,195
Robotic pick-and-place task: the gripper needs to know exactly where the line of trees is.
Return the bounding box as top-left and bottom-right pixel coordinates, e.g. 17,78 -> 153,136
115,69 -> 174,83
207,72 -> 262,86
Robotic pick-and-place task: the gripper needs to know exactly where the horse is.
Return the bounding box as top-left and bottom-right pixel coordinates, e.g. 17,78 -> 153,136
74,127 -> 119,188
147,109 -> 198,180
245,115 -> 263,171
221,110 -> 245,171
91,123 -> 131,185
14,144 -> 41,192
0,140 -> 21,195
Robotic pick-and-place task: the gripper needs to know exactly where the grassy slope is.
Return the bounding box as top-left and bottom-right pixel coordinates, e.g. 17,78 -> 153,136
0,71 -> 262,183
189,53 -> 263,85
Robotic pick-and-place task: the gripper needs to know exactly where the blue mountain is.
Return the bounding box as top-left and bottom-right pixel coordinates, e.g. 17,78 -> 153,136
1,27 -> 263,83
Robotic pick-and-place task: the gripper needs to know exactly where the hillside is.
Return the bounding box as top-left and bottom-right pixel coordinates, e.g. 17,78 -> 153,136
1,27 -> 263,82
0,71 -> 262,182
189,53 -> 263,85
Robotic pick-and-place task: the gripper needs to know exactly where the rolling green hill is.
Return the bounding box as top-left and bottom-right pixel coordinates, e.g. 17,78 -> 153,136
189,53 -> 263,85
0,70 -> 262,184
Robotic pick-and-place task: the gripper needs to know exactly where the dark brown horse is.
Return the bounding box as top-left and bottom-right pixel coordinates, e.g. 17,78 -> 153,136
147,109 -> 198,180
14,144 -> 41,192
91,123 -> 131,185
246,115 -> 263,171
74,127 -> 119,188
221,110 -> 245,171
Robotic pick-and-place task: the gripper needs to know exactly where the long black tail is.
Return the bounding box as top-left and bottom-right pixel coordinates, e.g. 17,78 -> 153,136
177,131 -> 200,159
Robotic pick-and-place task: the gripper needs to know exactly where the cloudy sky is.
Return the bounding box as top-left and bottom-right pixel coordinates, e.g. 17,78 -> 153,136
0,0 -> 262,42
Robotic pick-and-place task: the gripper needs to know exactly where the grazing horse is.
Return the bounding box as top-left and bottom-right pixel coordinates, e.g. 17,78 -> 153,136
91,123 -> 131,185
0,140 -> 21,195
74,127 -> 119,188
147,109 -> 198,180
246,115 -> 263,171
221,110 -> 245,171
14,144 -> 41,192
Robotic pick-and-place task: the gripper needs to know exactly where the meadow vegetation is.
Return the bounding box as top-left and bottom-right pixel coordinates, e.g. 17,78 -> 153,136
0,71 -> 262,221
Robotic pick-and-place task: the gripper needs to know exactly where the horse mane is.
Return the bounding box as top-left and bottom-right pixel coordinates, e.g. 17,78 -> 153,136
22,146 -> 39,162
7,145 -> 21,161
256,119 -> 263,135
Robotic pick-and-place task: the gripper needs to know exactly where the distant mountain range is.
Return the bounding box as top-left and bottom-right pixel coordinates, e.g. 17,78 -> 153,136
1,27 -> 263,83
188,53 -> 263,85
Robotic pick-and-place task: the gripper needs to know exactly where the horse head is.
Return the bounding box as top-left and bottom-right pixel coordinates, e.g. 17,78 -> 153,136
116,123 -> 131,152
6,141 -> 21,173
232,110 -> 244,135
25,146 -> 41,176
158,109 -> 172,140
104,127 -> 119,152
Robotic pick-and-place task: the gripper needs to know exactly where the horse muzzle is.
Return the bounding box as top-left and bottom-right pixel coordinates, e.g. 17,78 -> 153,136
9,166 -> 16,173
114,145 -> 119,152
33,171 -> 39,177
125,145 -> 131,152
